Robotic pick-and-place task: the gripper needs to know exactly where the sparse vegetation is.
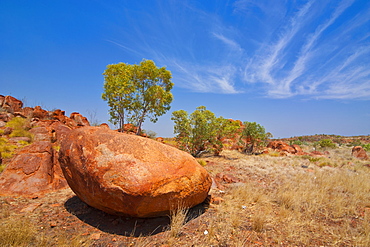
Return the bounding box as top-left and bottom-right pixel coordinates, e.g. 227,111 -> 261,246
1,107 -> 370,247
197,159 -> 207,166
239,121 -> 271,154
5,116 -> 33,141
0,137 -> 18,159
317,138 -> 337,149
171,106 -> 240,157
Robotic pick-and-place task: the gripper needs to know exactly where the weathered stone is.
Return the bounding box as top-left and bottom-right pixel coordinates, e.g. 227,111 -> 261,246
215,173 -> 240,184
3,127 -> 13,135
29,127 -> 50,142
0,95 -> 23,113
9,136 -> 32,143
20,107 -> 35,118
352,146 -> 369,160
99,123 -> 110,128
267,141 -> 296,154
70,112 -> 90,127
0,112 -> 12,122
59,126 -> 212,218
32,106 -> 49,119
0,141 -> 68,196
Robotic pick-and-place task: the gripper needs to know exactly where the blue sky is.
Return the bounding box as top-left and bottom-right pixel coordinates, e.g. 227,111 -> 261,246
1,0 -> 369,138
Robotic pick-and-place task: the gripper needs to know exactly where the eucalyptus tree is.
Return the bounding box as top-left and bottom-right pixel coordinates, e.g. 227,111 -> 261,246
172,106 -> 239,157
102,59 -> 173,134
239,121 -> 270,154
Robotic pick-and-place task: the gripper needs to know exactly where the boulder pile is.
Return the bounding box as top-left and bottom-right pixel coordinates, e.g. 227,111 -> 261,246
0,95 -> 90,196
267,141 -> 306,155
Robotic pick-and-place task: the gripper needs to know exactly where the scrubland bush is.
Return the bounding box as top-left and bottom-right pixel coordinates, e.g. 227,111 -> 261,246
5,117 -> 33,141
0,137 -> 17,159
362,143 -> 370,151
171,106 -> 240,157
314,138 -> 336,149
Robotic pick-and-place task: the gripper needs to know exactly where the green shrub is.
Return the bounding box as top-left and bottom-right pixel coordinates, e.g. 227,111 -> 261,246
9,129 -> 33,140
300,155 -> 323,163
5,116 -> 28,129
197,159 -> 207,166
52,145 -> 61,151
292,140 -> 303,146
350,140 -> 363,147
0,137 -> 18,159
363,143 -> 370,152
5,117 -> 33,141
318,139 -> 336,149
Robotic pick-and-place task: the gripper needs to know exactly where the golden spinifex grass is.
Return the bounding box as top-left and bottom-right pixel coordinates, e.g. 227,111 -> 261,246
0,146 -> 369,246
198,148 -> 370,246
0,201 -> 91,247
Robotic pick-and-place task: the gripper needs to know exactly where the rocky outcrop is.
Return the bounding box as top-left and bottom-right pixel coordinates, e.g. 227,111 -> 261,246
59,126 -> 212,218
352,146 -> 369,160
267,141 -> 297,154
0,95 -> 91,197
0,95 -> 23,113
0,141 -> 68,196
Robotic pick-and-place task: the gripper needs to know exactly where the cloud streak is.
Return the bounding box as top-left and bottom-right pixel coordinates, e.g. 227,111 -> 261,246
112,0 -> 370,99
241,0 -> 370,99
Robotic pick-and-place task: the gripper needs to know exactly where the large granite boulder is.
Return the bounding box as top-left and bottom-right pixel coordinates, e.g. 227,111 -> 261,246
58,126 -> 212,218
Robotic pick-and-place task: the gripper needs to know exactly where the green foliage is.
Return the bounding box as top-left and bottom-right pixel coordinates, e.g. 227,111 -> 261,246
197,159 -> 207,166
300,155 -> 323,163
239,121 -> 270,154
171,106 -> 240,157
318,139 -> 336,149
290,139 -> 304,146
363,143 -> 370,152
349,139 -> 363,147
102,59 -> 173,134
5,116 -> 26,129
0,137 -> 18,159
52,145 -> 61,151
5,117 -> 33,141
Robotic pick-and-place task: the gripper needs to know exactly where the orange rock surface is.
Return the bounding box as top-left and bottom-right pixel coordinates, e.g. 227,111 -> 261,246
59,126 -> 212,218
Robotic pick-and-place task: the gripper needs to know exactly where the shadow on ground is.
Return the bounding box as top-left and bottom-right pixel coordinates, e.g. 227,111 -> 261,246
64,196 -> 209,237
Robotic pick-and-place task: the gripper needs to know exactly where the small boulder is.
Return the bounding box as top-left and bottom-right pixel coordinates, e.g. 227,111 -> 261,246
32,106 -> 49,119
70,112 -> 90,127
29,127 -> 50,142
58,126 -> 212,218
267,141 -> 296,154
352,146 -> 369,160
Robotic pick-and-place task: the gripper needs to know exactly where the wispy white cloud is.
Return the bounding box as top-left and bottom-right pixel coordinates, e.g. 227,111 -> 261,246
241,0 -> 370,99
212,32 -> 243,52
169,59 -> 240,94
112,0 -> 370,99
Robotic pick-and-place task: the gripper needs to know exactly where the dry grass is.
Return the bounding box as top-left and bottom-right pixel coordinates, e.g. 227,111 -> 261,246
193,148 -> 370,246
0,202 -> 91,247
1,145 -> 370,246
167,205 -> 189,239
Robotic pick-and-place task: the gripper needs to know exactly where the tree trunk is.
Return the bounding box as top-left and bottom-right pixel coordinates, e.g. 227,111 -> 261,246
136,109 -> 147,135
